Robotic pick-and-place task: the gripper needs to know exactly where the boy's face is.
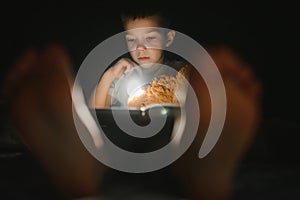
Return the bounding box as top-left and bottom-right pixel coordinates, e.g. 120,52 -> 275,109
124,16 -> 169,68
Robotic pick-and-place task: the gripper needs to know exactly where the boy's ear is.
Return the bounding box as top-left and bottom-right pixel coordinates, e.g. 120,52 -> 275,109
165,30 -> 176,47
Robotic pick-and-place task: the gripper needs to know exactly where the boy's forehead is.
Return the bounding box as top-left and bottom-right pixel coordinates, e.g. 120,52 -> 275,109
126,27 -> 164,35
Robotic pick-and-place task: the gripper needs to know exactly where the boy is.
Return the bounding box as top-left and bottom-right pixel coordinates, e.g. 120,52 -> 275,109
91,9 -> 189,108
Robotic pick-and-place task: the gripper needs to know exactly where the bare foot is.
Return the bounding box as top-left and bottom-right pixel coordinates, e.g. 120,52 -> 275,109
1,44 -> 106,198
173,45 -> 262,200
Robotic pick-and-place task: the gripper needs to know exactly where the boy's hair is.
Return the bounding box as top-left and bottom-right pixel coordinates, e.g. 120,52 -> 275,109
120,7 -> 172,28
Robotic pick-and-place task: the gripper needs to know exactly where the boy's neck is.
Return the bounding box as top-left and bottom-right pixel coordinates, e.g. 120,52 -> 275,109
140,63 -> 161,74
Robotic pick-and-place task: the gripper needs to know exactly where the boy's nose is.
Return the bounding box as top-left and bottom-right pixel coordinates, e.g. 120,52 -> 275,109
136,42 -> 147,50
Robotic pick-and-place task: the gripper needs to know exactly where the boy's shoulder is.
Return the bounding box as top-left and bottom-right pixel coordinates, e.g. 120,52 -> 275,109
164,57 -> 190,71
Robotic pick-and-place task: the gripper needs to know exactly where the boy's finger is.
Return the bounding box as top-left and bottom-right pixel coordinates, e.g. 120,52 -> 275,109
124,65 -> 134,73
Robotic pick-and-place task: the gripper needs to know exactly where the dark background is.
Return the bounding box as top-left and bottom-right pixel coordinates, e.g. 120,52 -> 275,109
0,0 -> 299,199
1,0 -> 299,123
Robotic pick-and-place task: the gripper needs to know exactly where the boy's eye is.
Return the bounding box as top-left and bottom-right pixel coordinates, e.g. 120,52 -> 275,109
126,36 -> 136,42
127,38 -> 135,42
146,36 -> 156,41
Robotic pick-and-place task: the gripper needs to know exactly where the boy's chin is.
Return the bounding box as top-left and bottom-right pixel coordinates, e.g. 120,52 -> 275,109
139,63 -> 153,68
139,63 -> 160,71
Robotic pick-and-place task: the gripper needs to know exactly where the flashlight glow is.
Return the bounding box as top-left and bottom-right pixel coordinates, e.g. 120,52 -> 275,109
128,88 -> 145,103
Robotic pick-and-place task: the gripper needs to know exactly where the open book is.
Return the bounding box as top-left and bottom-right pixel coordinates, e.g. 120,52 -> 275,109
126,66 -> 189,110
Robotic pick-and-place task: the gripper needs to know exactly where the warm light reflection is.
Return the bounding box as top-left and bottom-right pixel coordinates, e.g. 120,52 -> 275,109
128,88 -> 145,103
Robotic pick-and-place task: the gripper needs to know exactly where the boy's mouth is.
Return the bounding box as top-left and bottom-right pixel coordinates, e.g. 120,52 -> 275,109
138,56 -> 150,61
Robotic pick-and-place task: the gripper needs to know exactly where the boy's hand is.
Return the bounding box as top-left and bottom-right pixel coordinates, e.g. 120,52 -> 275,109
109,58 -> 137,78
